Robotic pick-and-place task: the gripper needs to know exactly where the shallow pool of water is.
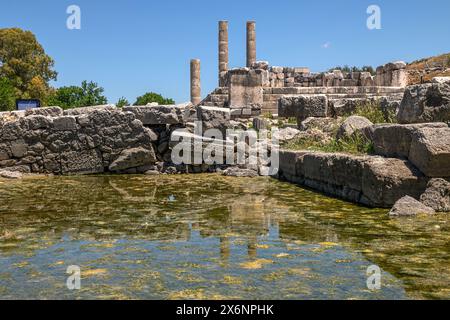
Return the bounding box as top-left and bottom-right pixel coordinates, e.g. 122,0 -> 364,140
0,174 -> 448,299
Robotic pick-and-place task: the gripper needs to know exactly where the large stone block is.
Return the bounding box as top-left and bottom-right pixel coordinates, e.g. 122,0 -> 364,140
336,116 -> 373,140
420,178 -> 450,212
397,82 -> 450,123
197,106 -> 231,137
409,127 -> 450,177
389,196 -> 435,217
302,153 -> 365,193
361,157 -> 428,207
63,105 -> 116,116
279,150 -> 306,177
61,149 -> 104,175
373,123 -> 447,158
228,68 -> 264,109
109,147 -> 156,172
25,106 -> 63,118
278,95 -> 328,119
123,103 -> 192,125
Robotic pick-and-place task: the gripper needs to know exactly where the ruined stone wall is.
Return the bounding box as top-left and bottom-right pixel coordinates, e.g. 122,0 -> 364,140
0,105 -> 196,175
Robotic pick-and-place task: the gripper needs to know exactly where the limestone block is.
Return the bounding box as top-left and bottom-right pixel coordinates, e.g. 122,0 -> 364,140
61,149 -> 104,175
409,127 -> 450,177
278,95 -> 328,119
373,123 -> 447,158
63,105 -> 116,116
52,116 -> 78,131
336,116 -> 373,140
123,103 -> 192,125
397,82 -> 450,123
420,178 -> 450,212
228,68 -> 264,109
361,157 -> 428,207
389,196 -> 435,217
109,147 -> 156,172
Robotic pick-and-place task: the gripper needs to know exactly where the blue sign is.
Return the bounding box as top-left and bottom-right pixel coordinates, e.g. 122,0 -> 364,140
16,99 -> 41,111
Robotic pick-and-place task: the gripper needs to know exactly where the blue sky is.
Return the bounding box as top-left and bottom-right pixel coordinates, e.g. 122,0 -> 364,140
1,0 -> 449,104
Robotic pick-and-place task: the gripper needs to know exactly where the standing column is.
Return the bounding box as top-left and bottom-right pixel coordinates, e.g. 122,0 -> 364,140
190,59 -> 201,105
246,21 -> 256,67
218,21 -> 229,86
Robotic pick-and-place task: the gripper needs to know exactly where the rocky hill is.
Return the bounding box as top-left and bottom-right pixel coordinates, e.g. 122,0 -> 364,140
407,53 -> 450,84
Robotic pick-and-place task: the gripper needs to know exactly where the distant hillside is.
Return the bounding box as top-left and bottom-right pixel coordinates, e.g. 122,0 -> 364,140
406,53 -> 450,84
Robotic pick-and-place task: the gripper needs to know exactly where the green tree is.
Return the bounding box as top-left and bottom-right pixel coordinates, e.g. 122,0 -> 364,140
134,92 -> 175,106
0,77 -> 16,111
0,28 -> 57,103
47,81 -> 107,109
116,97 -> 129,108
329,65 -> 375,76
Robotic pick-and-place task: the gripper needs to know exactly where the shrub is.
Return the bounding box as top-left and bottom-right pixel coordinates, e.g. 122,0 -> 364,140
116,97 -> 129,108
134,92 -> 174,106
346,100 -> 396,124
47,81 -> 107,109
0,77 -> 16,111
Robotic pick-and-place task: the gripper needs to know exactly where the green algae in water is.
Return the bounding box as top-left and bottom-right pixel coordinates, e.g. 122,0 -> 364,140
0,174 -> 448,300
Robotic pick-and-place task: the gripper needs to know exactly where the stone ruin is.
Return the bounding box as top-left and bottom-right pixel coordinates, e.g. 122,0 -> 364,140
1,20 -> 449,213
191,21 -> 408,118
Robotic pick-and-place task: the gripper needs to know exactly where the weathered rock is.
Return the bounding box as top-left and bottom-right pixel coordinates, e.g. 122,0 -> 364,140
0,108 -> 157,175
222,167 -> 258,177
52,116 -> 78,131
0,170 -> 23,179
373,123 -> 448,158
389,196 -> 435,217
397,82 -> 450,123
252,117 -> 269,130
279,150 -> 428,207
409,127 -> 450,177
0,111 -> 25,125
336,116 -> 373,140
197,106 -> 231,137
251,61 -> 269,70
109,147 -> 156,172
10,139 -> 28,158
63,105 -> 116,116
228,68 -> 264,110
123,103 -> 192,125
144,170 -> 160,176
329,98 -> 364,117
299,117 -> 342,135
272,127 -> 300,142
278,95 -> 328,119
432,77 -> 450,84
361,157 -> 429,207
25,106 -> 63,117
420,178 -> 450,212
379,95 -> 402,122
61,149 -> 104,175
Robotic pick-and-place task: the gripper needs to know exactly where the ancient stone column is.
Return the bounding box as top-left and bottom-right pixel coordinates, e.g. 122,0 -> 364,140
246,21 -> 256,68
218,21 -> 229,86
190,59 -> 201,105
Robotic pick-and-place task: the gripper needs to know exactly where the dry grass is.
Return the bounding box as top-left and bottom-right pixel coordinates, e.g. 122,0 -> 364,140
407,53 -> 450,84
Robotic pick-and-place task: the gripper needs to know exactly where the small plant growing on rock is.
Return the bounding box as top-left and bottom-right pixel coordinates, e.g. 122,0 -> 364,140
283,131 -> 373,155
348,100 -> 396,124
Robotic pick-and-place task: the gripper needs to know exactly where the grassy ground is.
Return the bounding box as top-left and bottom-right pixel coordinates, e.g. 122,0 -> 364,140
282,131 -> 374,155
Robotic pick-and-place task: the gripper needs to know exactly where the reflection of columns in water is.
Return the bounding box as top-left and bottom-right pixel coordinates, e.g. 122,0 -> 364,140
247,235 -> 258,260
220,236 -> 230,264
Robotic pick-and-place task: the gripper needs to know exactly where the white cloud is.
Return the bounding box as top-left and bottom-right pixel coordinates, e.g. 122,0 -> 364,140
321,42 -> 331,49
